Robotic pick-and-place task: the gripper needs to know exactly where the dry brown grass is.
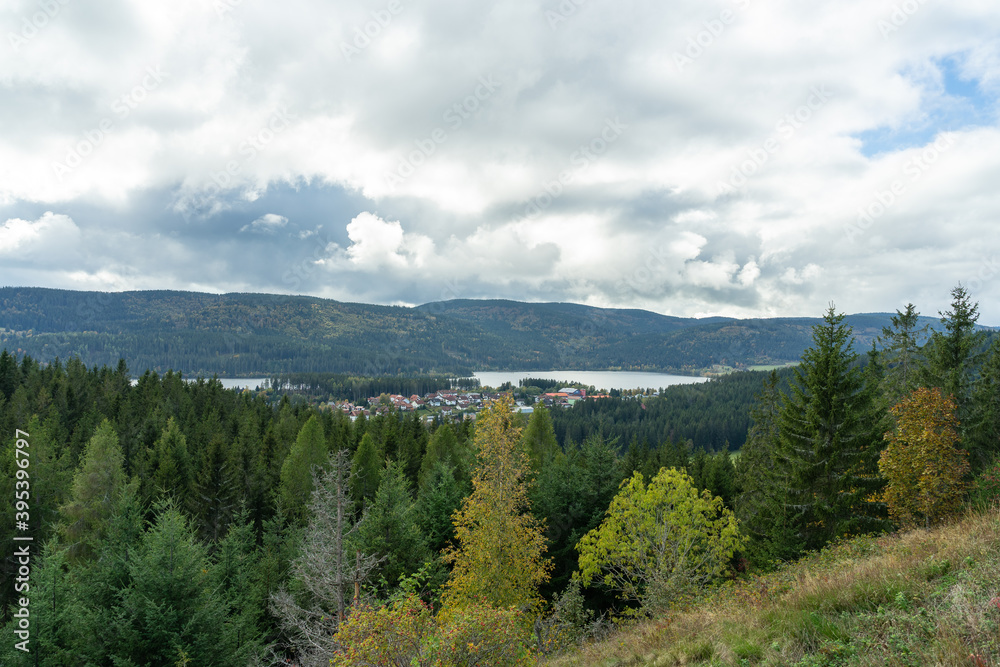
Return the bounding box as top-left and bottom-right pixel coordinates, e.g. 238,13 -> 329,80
546,505 -> 1000,666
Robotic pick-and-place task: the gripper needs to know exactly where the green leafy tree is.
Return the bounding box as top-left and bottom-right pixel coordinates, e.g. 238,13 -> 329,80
879,387 -> 970,528
440,395 -> 551,617
577,467 -> 743,612
279,414 -> 327,523
777,306 -> 888,550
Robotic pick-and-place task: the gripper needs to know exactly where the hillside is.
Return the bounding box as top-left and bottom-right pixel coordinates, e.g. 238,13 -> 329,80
548,509 -> 1000,666
0,287 -> 947,377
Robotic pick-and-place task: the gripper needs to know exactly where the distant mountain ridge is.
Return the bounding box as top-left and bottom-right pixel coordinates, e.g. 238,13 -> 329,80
0,287 -> 952,377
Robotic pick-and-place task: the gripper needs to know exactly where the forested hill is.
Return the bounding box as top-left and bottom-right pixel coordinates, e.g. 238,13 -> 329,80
0,287 -> 946,377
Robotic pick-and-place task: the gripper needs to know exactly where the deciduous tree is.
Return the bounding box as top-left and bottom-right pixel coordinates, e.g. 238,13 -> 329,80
440,394 -> 551,616
879,387 -> 969,528
577,467 -> 742,612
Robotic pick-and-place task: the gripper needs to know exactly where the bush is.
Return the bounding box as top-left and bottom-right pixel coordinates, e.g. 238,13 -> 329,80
331,595 -> 535,667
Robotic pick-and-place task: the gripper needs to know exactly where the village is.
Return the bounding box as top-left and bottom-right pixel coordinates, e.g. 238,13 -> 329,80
324,385 -> 610,422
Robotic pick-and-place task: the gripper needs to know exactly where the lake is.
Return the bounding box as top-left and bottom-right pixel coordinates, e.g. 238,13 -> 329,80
471,370 -> 709,392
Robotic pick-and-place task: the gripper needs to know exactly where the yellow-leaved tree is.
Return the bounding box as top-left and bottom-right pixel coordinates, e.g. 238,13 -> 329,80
577,467 -> 743,613
440,394 -> 551,617
879,386 -> 970,528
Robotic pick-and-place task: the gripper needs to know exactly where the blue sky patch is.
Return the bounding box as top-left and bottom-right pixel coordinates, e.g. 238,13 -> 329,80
855,54 -> 997,157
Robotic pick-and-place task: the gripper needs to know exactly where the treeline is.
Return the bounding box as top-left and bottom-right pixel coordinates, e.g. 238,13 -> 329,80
548,369 -> 796,452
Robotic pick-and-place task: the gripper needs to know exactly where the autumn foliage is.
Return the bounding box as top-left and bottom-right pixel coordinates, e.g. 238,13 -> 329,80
331,594 -> 534,666
879,387 -> 970,528
440,394 -> 551,616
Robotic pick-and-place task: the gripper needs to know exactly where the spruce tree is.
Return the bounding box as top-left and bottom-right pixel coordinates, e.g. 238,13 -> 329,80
522,402 -> 560,471
777,306 -> 888,551
969,335 -> 1000,468
923,284 -> 985,411
279,414 -> 327,523
736,372 -> 801,564
60,419 -> 127,561
146,417 -> 194,508
350,431 -> 383,506
877,303 -> 927,407
355,459 -> 429,592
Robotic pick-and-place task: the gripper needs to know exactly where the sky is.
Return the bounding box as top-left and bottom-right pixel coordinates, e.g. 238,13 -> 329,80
1,0 -> 999,324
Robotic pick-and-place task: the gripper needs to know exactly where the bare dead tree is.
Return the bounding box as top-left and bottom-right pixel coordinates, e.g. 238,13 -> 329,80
270,449 -> 382,667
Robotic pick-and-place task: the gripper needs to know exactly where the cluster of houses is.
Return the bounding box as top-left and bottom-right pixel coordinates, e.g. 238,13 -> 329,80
325,386 -> 605,421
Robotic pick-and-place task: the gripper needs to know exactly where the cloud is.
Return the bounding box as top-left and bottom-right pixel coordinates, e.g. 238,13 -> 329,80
0,1 -> 998,323
240,213 -> 289,233
0,212 -> 81,262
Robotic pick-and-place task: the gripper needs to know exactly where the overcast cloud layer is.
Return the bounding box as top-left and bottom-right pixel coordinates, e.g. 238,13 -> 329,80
2,0 -> 999,323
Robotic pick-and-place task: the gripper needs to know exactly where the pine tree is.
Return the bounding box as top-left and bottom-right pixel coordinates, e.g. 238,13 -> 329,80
415,460 -> 469,554
777,306 -> 888,550
110,503 -> 239,667
146,417 -> 193,508
417,423 -> 468,490
440,395 -> 551,616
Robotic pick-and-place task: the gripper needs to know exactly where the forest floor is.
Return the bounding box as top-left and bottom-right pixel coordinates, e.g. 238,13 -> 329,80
547,504 -> 1000,666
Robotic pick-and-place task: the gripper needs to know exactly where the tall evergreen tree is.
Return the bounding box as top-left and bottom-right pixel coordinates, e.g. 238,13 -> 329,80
736,371 -> 800,565
350,431 -> 383,506
777,306 -> 888,551
522,402 -> 560,471
415,460 -> 469,554
279,414 -> 327,524
60,419 -> 127,561
354,459 -> 429,592
969,335 -> 1000,468
146,417 -> 194,508
923,284 -> 985,411
417,422 -> 468,490
110,504 -> 241,667
877,303 -> 927,407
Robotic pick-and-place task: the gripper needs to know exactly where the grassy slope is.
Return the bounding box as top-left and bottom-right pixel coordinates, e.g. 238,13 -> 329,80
549,508 -> 1000,666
